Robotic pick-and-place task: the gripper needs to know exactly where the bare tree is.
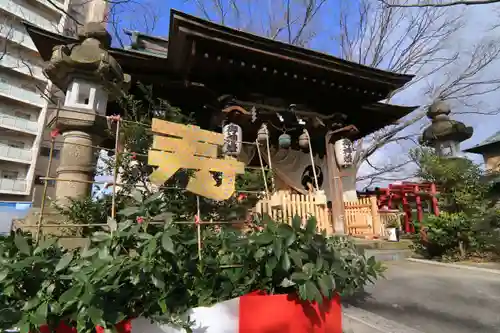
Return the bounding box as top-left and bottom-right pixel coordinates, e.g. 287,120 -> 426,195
380,0 -> 500,8
187,0 -> 500,199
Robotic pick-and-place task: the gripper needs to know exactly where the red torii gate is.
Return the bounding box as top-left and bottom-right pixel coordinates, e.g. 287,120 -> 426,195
366,182 -> 440,233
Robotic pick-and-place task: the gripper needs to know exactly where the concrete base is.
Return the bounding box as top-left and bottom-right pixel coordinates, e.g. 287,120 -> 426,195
354,238 -> 413,261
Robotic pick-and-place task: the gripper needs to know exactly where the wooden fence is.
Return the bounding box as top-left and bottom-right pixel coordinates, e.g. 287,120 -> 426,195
344,196 -> 380,238
256,192 -> 402,238
255,191 -> 333,234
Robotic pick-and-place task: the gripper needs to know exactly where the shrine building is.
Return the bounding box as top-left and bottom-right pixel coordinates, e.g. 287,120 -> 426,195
23,10 -> 418,233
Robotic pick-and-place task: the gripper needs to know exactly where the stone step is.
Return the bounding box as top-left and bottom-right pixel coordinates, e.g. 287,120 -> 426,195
364,249 -> 413,262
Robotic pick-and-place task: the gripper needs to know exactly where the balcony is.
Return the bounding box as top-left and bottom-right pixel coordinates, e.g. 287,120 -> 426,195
0,178 -> 27,193
0,23 -> 37,51
0,144 -> 32,163
0,80 -> 45,107
0,1 -> 58,33
0,112 -> 38,134
0,52 -> 45,80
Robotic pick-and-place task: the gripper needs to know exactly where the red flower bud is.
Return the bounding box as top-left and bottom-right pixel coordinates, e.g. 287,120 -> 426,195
131,152 -> 137,160
136,216 -> 144,224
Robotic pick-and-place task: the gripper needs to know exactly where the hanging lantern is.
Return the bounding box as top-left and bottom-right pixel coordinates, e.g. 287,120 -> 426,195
257,124 -> 269,142
278,133 -> 291,149
222,123 -> 242,156
298,131 -> 309,150
334,138 -> 354,168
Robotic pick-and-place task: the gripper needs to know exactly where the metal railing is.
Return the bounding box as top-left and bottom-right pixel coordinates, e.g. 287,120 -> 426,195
0,1 -> 58,33
0,144 -> 32,162
0,81 -> 44,106
0,178 -> 27,193
0,53 -> 45,80
0,112 -> 38,133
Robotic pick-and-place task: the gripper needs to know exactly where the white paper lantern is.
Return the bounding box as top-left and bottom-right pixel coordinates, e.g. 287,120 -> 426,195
334,138 -> 354,167
64,78 -> 108,114
222,123 -> 242,156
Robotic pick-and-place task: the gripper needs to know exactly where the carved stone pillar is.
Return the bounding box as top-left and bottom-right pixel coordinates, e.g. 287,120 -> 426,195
42,22 -> 130,207
55,131 -> 97,206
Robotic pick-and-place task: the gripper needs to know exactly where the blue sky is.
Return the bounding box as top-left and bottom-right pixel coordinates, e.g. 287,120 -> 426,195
107,1 -> 500,187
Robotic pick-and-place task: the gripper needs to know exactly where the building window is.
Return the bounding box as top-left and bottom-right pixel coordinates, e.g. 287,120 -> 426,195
7,140 -> 24,149
40,147 -> 60,159
14,111 -> 31,120
1,170 -> 19,180
35,175 -> 55,186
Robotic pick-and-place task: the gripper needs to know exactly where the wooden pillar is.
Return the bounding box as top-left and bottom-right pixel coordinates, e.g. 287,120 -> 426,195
414,185 -> 423,229
430,183 -> 439,216
325,132 -> 345,234
402,193 -> 411,233
370,196 -> 381,237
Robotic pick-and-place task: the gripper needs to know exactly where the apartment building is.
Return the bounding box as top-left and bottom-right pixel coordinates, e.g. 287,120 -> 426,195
0,0 -> 92,206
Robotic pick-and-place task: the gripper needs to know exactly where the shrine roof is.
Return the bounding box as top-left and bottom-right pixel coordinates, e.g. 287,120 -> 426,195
24,10 -> 412,95
464,130 -> 500,154
24,10 -> 417,138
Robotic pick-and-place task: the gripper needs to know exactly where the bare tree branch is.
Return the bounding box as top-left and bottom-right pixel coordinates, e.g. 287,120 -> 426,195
379,0 -> 500,8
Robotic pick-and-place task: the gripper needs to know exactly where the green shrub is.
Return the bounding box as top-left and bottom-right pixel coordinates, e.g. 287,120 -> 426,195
414,212 -> 471,259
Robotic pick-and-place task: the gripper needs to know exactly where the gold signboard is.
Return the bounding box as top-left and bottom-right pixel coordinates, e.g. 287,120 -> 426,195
148,119 -> 245,200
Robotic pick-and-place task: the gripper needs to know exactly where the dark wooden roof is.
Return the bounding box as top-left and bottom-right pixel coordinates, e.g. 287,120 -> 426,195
24,9 -> 417,138
464,130 -> 500,154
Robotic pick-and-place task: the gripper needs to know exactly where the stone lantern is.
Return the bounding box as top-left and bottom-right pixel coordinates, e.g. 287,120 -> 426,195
44,22 -> 130,206
421,100 -> 473,158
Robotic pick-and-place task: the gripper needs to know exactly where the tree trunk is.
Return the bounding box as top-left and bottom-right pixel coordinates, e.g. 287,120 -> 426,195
341,166 -> 358,202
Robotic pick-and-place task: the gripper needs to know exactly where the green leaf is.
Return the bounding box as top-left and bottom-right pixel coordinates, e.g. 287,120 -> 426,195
59,285 -> 82,303
315,256 -> 324,271
305,280 -> 323,303
265,257 -> 277,277
107,217 -> 118,232
151,273 -> 165,289
92,232 -> 111,242
0,269 -> 8,282
254,233 -> 274,245
305,217 -> 317,235
14,234 -> 31,255
81,247 -> 98,258
303,263 -> 315,277
22,298 -> 40,311
161,233 -> 175,253
289,250 -> 303,268
277,224 -> 294,238
273,239 -> 282,260
291,272 -> 309,282
88,307 -> 104,325
317,275 -> 332,298
130,190 -> 143,203
292,215 -> 302,231
298,283 -> 308,300
55,252 -> 74,272
281,251 -> 291,271
284,233 -> 296,247
147,238 -> 158,256
32,302 -> 48,325
33,238 -> 57,255
98,247 -> 112,261
144,191 -> 163,204
117,206 -> 140,217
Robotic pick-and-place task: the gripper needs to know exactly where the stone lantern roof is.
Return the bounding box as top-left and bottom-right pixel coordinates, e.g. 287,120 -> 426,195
420,100 -> 473,146
44,22 -> 130,100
